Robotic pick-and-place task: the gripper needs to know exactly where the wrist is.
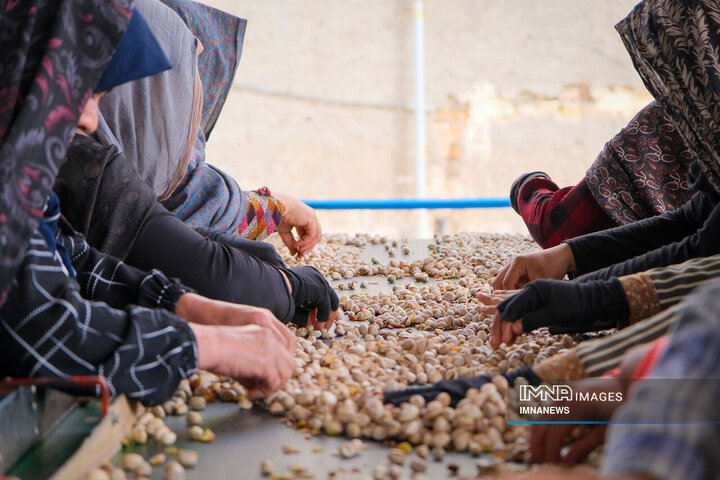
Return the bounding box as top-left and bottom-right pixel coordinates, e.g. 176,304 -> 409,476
278,267 -> 299,299
188,323 -> 221,371
607,277 -> 631,326
558,242 -> 577,273
617,273 -> 660,327
175,292 -> 212,324
272,191 -> 294,218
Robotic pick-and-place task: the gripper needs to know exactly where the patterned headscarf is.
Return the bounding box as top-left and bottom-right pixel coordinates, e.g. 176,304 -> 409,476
160,0 -> 247,138
616,0 -> 720,195
0,0 -> 133,306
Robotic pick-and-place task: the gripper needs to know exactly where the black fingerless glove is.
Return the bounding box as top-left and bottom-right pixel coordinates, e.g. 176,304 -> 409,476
280,266 -> 339,326
195,227 -> 286,268
497,278 -> 629,334
383,366 -> 542,407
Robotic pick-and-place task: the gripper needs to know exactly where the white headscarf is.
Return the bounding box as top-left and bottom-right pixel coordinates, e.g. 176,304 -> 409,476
99,0 -> 203,200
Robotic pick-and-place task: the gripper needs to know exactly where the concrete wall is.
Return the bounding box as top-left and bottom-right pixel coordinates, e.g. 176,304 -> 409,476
202,0 -> 651,237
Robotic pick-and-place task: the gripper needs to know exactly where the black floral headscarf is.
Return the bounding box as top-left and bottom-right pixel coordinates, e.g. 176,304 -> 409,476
617,0 -> 720,195
0,0 -> 132,305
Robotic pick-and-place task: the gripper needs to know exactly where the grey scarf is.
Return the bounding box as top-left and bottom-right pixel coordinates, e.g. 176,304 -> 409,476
99,0 -> 202,200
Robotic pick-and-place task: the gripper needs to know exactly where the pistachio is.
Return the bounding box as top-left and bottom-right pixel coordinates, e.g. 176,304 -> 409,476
163,461 -> 185,480
387,448 -> 406,465
372,465 -> 389,480
109,467 -> 126,480
415,444 -> 429,459
260,459 -> 274,476
158,429 -> 177,446
409,459 -> 427,473
177,449 -> 198,468
188,396 -> 206,411
130,426 -> 147,444
120,453 -> 145,471
133,461 -> 152,477
338,439 -> 363,459
85,469 -> 110,480
431,446 -> 445,461
186,411 -> 202,426
398,403 -> 420,423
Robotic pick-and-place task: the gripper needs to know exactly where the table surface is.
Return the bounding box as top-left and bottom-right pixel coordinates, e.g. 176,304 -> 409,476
10,237 -> 534,479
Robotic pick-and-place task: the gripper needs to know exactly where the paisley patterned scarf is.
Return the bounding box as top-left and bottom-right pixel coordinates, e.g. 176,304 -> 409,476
616,0 -> 720,196
586,101 -> 695,225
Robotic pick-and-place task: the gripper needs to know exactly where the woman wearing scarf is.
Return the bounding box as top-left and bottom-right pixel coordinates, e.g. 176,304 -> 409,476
511,100 -> 696,249
107,0 -> 320,258
54,0 -> 338,330
0,1 -> 296,405
388,0 -> 720,453
484,0 -> 720,345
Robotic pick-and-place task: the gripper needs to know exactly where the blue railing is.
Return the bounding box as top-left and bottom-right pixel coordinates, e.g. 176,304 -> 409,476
302,197 -> 511,210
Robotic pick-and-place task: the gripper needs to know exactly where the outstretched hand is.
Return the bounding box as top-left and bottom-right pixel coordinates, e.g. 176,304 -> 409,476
477,289 -> 518,315
282,266 -> 340,329
190,323 -> 297,400
490,278 -> 628,348
493,243 -> 576,290
274,192 -> 322,257
175,292 -> 296,351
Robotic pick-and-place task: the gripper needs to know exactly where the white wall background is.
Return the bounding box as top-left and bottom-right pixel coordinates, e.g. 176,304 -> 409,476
202,0 -> 651,237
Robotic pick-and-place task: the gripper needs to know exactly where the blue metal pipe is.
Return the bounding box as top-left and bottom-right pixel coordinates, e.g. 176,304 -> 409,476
302,198 -> 511,210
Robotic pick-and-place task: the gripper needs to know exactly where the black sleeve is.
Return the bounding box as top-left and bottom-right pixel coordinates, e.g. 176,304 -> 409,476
574,198 -> 720,282
195,227 -> 286,268
125,203 -> 295,323
61,221 -> 190,311
0,230 -> 197,406
567,190 -> 716,276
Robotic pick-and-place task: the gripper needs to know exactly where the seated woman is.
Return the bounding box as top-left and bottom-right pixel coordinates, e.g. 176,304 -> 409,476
54,0 -> 337,329
109,0 -> 320,258
511,101 -> 695,249
0,0 -> 294,405
484,0 -> 720,349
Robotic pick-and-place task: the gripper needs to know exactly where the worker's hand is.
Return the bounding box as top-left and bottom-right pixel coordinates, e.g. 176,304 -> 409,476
490,311 -> 523,348
530,378 -> 625,464
490,278 -> 628,347
281,266 -> 339,327
477,289 -> 518,315
190,323 -> 297,400
274,192 -> 322,257
492,243 -> 576,290
299,307 -> 338,332
175,293 -> 296,352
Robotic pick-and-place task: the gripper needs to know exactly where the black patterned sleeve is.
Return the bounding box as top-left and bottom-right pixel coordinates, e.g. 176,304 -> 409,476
60,220 -> 192,312
0,230 -> 197,405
